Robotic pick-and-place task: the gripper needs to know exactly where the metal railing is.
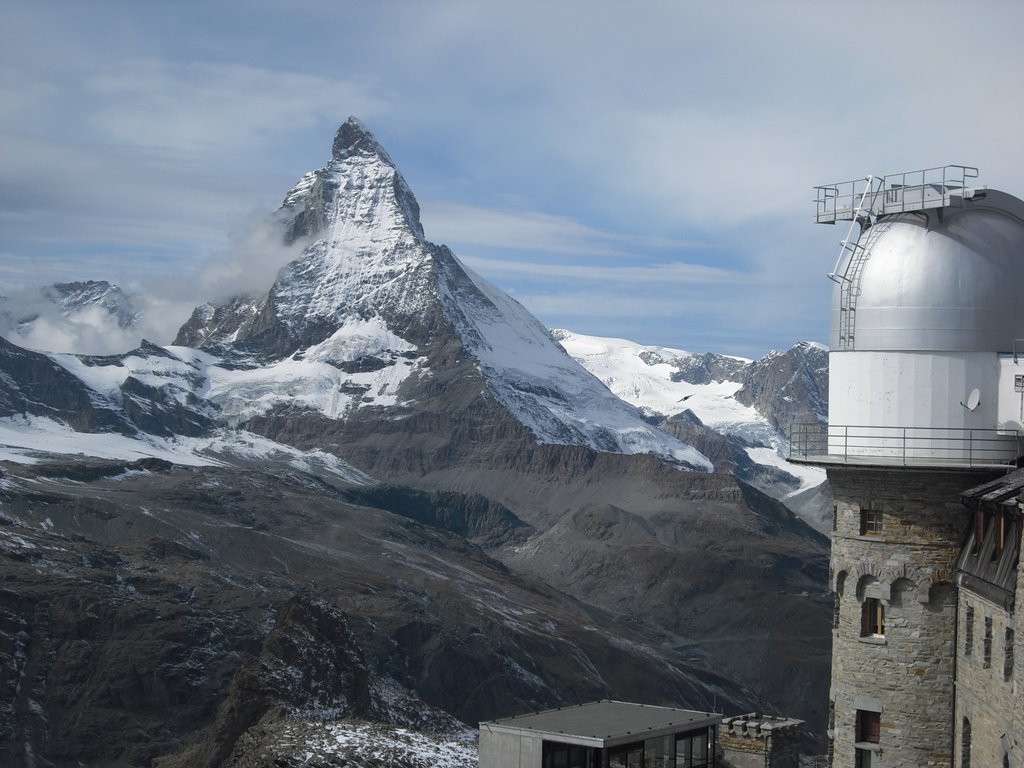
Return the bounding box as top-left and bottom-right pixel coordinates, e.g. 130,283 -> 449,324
814,165 -> 979,224
789,423 -> 1022,468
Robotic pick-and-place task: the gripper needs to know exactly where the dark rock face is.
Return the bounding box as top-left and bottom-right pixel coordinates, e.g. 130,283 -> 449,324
173,296 -> 267,348
340,485 -> 534,548
656,351 -> 749,385
119,375 -> 217,437
0,335 -> 133,433
735,341 -> 829,436
161,593 -> 372,768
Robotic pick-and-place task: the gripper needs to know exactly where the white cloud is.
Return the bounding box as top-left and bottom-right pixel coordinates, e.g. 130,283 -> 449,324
0,285 -> 192,355
84,60 -> 389,154
423,201 -> 706,256
461,255 -> 743,285
196,213 -> 309,303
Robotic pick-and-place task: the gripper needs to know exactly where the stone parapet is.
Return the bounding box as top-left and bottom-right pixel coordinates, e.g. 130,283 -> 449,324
719,713 -> 803,768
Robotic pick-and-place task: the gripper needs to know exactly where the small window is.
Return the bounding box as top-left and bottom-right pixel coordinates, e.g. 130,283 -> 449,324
962,717 -> 972,768
856,710 -> 880,743
855,747 -> 880,767
984,617 -> 993,669
861,598 -> 884,637
965,606 -> 974,656
544,743 -> 597,768
1005,628 -> 1015,682
860,509 -> 883,536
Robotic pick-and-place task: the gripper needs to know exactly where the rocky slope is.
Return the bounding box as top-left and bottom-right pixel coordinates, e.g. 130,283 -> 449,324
0,459 -> 749,767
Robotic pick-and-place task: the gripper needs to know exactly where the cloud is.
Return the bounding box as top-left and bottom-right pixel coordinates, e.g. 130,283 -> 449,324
462,255 -> 743,285
423,201 -> 706,257
84,60 -> 389,155
0,284 -> 193,355
195,212 -> 309,303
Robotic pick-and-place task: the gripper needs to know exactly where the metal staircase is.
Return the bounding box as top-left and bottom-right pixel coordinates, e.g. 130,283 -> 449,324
814,165 -> 980,350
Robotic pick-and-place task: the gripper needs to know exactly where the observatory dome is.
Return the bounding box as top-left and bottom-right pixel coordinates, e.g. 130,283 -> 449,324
830,189 -> 1024,352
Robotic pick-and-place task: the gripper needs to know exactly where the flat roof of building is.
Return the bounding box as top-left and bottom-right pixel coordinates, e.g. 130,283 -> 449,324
480,700 -> 721,748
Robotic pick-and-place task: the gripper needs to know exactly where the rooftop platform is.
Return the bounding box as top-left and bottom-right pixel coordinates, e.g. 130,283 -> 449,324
814,165 -> 979,224
480,700 -> 720,748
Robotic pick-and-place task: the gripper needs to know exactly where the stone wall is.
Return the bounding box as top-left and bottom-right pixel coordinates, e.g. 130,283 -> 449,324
826,467 -> 1000,768
954,554 -> 1022,767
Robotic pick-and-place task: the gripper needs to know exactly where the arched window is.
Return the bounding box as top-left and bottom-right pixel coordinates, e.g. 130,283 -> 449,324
889,577 -> 915,609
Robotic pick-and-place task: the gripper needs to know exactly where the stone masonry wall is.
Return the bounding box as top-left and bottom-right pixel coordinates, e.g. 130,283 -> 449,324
954,507 -> 1023,768
827,467 -> 1000,768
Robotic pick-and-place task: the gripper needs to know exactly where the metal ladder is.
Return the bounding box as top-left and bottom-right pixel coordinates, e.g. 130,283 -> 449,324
828,178 -> 882,350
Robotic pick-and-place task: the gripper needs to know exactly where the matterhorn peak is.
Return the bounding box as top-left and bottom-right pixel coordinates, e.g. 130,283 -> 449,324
331,116 -> 397,166
280,117 -> 423,246
171,121 -> 711,469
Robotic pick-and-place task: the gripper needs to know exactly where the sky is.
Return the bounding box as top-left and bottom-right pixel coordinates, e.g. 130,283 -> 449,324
2,1 -> 1023,358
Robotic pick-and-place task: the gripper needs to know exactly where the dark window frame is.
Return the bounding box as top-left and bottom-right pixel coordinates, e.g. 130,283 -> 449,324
1005,627 -> 1015,682
856,710 -> 880,743
965,605 -> 974,656
860,509 -> 883,536
861,598 -> 885,637
984,616 -> 993,669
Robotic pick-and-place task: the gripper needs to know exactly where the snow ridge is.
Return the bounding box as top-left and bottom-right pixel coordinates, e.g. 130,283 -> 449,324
553,329 -> 826,492
438,262 -> 712,469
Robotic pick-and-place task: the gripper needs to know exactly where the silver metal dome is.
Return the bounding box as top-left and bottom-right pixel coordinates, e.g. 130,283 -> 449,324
830,189 -> 1024,352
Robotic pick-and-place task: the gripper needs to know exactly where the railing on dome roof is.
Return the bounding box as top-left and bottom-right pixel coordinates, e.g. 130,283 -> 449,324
814,164 -> 980,351
789,422 -> 1022,469
813,165 -> 980,225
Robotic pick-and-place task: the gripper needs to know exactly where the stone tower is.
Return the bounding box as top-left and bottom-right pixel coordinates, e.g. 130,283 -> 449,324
792,167 -> 1024,768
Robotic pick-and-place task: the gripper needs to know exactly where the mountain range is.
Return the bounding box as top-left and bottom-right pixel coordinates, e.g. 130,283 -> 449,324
0,118 -> 831,766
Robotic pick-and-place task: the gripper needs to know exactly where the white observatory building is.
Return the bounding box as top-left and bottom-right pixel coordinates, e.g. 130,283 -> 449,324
792,166 -> 1024,768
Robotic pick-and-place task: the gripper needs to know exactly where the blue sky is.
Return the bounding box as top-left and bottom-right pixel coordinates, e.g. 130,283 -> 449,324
3,1 -> 1023,357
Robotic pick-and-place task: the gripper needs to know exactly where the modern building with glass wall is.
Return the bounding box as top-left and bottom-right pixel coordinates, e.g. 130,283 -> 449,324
479,700 -> 719,768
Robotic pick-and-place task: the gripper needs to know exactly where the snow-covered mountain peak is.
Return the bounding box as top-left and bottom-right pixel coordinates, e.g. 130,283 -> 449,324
166,121 -> 715,469
47,281 -> 140,328
281,117 -> 423,246
258,120 -> 437,351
